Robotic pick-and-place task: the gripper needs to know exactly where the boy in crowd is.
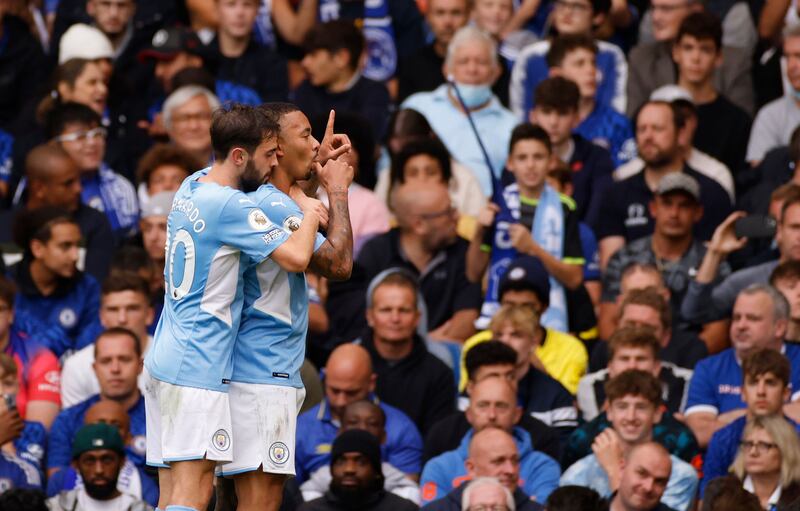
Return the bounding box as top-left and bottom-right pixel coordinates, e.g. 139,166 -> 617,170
467,123 -> 584,333
529,77 -> 615,228
561,370 -> 699,510
672,11 -> 751,179
510,0 -> 626,117
547,34 -> 636,167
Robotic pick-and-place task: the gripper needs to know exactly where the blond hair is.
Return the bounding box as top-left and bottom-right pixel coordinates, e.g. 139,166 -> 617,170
731,415 -> 800,488
489,304 -> 540,339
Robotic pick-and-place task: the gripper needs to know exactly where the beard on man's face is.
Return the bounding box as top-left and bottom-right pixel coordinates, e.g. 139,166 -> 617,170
240,159 -> 265,192
84,476 -> 119,500
330,473 -> 383,505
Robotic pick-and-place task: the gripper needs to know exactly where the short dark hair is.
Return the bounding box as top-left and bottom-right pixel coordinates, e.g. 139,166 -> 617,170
546,33 -> 598,68
605,369 -> 663,407
742,349 -> 791,388
12,207 -> 78,257
509,122 -> 552,155
771,260 -> 800,287
367,270 -> 419,310
589,0 -> 612,15
465,341 -> 518,381
342,400 -> 387,428
676,11 -> 722,51
390,138 -> 452,187
108,246 -> 151,275
44,101 -> 102,139
635,100 -> 687,131
534,76 -> 580,114
386,109 -> 433,149
95,327 -> 142,358
210,103 -> 278,161
0,488 -> 49,511
608,326 -> 661,361
136,144 -> 200,187
304,20 -> 364,71
781,193 -> 800,222
546,486 -> 608,511
702,476 -> 763,511
0,275 -> 15,309
619,287 -> 672,331
101,272 -> 150,299
259,102 -> 301,126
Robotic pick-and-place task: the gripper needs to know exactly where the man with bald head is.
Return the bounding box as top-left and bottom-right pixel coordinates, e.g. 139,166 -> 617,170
294,344 -> 423,483
422,427 -> 546,510
420,377 -> 560,505
327,180 -> 482,343
0,143 -> 114,282
45,400 -> 159,506
610,442 -> 676,511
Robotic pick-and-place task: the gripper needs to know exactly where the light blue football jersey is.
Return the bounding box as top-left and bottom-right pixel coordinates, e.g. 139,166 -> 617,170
144,169 -> 290,392
232,184 -> 325,387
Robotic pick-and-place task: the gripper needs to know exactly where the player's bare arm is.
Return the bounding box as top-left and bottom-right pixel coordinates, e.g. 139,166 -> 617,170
307,157 -> 354,280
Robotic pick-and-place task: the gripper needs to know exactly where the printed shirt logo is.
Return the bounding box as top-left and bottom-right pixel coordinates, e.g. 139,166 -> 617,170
58,308 -> 77,329
269,442 -> 289,465
624,203 -> 649,227
283,216 -> 301,232
213,429 -> 231,451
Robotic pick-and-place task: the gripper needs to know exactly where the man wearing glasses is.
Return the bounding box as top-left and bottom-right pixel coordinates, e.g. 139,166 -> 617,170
47,102 -> 139,244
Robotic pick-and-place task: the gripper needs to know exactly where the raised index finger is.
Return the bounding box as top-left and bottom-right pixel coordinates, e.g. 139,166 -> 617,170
325,110 -> 335,140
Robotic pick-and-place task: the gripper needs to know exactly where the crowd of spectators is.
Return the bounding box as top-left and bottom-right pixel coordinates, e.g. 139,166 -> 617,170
6,0 -> 800,509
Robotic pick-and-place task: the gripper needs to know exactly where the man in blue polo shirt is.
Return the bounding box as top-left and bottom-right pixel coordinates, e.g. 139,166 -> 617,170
700,349 -> 800,496
295,343 -> 422,483
47,328 -> 145,476
683,284 -> 800,447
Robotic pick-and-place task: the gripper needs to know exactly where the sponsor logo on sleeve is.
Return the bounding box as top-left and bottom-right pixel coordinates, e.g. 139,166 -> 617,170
283,216 -> 301,232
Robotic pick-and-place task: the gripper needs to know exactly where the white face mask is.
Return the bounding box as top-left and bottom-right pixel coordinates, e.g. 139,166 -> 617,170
450,81 -> 493,109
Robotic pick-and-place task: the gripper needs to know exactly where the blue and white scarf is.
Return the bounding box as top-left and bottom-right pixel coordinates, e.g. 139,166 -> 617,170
319,0 -> 398,81
479,182 -> 568,331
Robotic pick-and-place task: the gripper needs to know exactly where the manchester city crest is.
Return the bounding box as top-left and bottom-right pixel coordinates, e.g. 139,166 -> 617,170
213,429 -> 231,451
269,441 -> 289,465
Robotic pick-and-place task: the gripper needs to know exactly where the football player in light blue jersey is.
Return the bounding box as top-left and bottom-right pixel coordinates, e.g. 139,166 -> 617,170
143,104 -> 323,511
221,105 -> 356,511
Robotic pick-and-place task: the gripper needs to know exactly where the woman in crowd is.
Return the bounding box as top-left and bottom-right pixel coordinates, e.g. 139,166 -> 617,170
730,415 -> 800,510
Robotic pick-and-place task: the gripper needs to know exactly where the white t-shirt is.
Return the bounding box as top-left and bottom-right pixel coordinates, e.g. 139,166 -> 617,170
76,489 -> 139,511
60,337 -> 151,407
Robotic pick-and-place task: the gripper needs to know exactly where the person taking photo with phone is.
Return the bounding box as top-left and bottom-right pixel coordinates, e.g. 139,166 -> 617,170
680,194 -> 800,335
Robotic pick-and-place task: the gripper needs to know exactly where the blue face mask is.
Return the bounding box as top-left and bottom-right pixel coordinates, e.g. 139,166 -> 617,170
451,82 -> 493,109
793,88 -> 800,101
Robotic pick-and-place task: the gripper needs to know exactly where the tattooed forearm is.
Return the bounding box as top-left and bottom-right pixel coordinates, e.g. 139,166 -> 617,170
310,190 -> 353,280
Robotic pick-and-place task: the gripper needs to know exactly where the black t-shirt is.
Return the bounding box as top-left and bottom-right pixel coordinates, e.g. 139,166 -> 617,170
694,94 -> 752,178
204,37 -> 289,104
325,229 -> 483,344
397,44 -> 444,102
595,166 -> 733,242
293,76 -> 391,141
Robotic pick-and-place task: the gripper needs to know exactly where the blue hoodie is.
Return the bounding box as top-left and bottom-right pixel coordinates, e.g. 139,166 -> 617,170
419,427 -> 560,504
